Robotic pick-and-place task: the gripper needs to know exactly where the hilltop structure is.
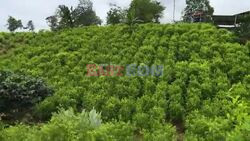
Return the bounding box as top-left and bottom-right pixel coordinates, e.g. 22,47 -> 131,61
212,11 -> 250,28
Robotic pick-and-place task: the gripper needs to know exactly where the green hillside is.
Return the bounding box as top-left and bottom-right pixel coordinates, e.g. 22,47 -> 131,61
0,24 -> 250,140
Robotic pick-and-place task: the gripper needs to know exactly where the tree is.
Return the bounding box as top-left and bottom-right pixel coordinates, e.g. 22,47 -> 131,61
235,14 -> 250,44
57,5 -> 74,29
127,0 -> 165,24
46,5 -> 74,30
6,16 -> 23,32
106,4 -> 127,25
183,0 -> 214,22
46,15 -> 59,31
72,0 -> 102,26
46,0 -> 101,31
26,20 -> 35,31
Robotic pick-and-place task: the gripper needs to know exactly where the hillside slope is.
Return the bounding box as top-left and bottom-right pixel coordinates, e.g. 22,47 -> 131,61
0,24 -> 250,140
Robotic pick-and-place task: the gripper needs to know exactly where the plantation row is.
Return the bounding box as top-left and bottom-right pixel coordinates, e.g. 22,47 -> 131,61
0,24 -> 250,140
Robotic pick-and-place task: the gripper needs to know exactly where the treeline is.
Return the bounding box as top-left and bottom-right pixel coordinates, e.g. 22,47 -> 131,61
45,0 -> 165,31
5,0 -> 250,43
6,0 -> 166,32
6,17 -> 34,32
5,0 -> 215,32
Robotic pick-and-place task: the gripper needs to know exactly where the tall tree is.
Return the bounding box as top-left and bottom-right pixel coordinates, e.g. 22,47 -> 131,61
46,16 -> 59,31
57,5 -> 74,29
46,0 -> 101,31
127,0 -> 165,24
235,14 -> 250,44
72,0 -> 102,26
183,0 -> 214,22
27,20 -> 35,31
6,16 -> 23,32
106,4 -> 127,25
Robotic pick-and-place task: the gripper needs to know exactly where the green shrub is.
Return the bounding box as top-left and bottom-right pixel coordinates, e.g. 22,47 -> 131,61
0,70 -> 53,114
86,122 -> 135,141
144,124 -> 177,141
0,109 -> 136,141
227,116 -> 250,141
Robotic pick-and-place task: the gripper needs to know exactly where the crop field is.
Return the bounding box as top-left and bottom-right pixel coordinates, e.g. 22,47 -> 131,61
0,24 -> 250,140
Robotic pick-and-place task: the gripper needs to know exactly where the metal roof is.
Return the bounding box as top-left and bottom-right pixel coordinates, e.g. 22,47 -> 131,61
212,10 -> 250,26
235,11 -> 250,16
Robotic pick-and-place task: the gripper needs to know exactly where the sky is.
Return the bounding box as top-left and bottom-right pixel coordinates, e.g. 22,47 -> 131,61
0,0 -> 250,31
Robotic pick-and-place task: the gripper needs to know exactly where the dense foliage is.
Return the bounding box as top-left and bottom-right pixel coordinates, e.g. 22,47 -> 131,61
106,5 -> 127,25
0,71 -> 53,118
0,108 -> 176,141
46,0 -> 101,31
235,14 -> 250,44
0,23 -> 250,140
183,0 -> 214,22
127,0 -> 165,24
6,16 -> 23,32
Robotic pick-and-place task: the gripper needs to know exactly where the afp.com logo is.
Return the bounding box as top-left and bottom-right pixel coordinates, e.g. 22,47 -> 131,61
86,64 -> 164,77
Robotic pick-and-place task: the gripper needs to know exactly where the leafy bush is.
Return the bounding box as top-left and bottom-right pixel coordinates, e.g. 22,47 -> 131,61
227,116 -> 250,141
0,70 -> 53,114
0,125 -> 39,141
0,109 -> 136,141
87,122 -> 136,141
0,122 -> 5,131
143,124 -> 177,141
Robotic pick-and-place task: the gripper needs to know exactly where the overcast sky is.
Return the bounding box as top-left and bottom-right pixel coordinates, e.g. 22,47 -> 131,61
0,0 -> 250,31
